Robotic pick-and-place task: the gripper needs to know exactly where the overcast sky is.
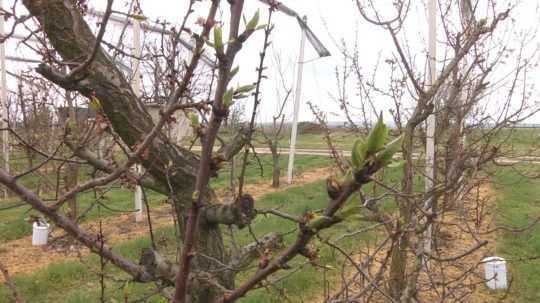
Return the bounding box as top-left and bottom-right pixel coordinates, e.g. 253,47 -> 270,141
4,0 -> 540,124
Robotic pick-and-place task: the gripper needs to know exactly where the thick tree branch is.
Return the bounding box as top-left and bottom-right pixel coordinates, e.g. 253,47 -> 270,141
139,248 -> 179,282
24,0 -> 200,197
0,169 -> 153,282
202,194 -> 255,228
64,132 -> 168,194
228,232 -> 283,270
66,0 -> 114,80
215,162 -> 380,302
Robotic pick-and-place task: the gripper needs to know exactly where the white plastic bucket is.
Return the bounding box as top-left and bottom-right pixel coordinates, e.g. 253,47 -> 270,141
32,222 -> 50,246
483,256 -> 507,290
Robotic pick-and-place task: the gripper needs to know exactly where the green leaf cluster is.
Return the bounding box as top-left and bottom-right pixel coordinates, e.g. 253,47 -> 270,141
213,26 -> 223,53
350,113 -> 403,170
222,84 -> 256,107
89,95 -> 102,111
189,112 -> 199,127
246,10 -> 260,31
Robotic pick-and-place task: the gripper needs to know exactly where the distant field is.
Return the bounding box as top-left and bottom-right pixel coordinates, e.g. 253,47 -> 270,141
214,127 -> 540,156
489,128 -> 540,156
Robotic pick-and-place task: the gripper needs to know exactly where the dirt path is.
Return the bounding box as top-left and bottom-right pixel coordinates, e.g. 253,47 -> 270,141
419,180 -> 500,302
318,179 -> 502,303
0,166 -> 333,282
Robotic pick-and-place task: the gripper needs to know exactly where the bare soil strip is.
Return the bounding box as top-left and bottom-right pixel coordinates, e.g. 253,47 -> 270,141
317,179 -> 504,303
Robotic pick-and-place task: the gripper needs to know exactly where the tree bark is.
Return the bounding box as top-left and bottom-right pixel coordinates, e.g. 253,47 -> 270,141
20,1 -> 237,301
65,87 -> 79,221
269,141 -> 280,188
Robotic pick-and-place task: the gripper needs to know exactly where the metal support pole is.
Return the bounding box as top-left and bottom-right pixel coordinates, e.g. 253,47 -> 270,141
131,19 -> 144,222
286,16 -> 307,185
0,0 -> 10,199
87,8 -> 215,68
424,0 -> 437,255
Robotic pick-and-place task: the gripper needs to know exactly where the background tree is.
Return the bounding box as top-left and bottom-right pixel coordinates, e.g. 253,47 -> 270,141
324,0 -> 540,301
259,52 -> 292,188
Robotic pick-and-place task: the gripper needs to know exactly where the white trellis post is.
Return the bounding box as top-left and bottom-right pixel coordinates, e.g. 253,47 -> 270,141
0,0 -> 9,199
132,18 -> 144,222
424,0 -> 437,255
286,16 -> 307,185
256,2 -> 330,184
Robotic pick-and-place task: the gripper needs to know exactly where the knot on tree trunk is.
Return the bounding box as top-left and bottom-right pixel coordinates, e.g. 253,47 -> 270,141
202,194 -> 255,228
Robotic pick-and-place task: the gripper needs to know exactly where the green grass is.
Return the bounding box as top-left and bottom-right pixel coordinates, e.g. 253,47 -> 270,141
236,170 -> 401,302
0,226 -> 176,303
218,127 -> 540,156
211,154 -> 333,189
491,165 -> 540,302
467,128 -> 540,157
495,128 -> 540,155
0,154 -> 331,243
0,167 -> 402,303
253,131 -> 357,150
0,187 -> 164,242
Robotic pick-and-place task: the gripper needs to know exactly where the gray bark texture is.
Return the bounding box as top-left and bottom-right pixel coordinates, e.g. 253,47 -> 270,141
21,1 -> 251,301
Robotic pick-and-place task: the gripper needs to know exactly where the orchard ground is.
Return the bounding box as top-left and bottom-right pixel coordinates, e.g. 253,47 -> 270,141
0,128 -> 540,302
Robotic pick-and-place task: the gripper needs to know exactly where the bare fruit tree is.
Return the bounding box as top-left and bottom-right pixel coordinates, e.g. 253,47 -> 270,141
0,1 -> 400,302
323,0 -> 540,302
259,52 -> 292,188
0,0 -> 538,302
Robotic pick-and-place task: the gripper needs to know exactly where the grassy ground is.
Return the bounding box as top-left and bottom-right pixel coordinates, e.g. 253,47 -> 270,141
0,154 -> 331,243
217,129 -> 359,150
251,131 -> 358,150
0,225 -> 175,303
3,126 -> 540,302
491,165 -> 540,302
489,128 -> 540,156
0,166 -> 401,303
211,154 -> 332,188
0,187 -> 164,242
236,168 -> 402,303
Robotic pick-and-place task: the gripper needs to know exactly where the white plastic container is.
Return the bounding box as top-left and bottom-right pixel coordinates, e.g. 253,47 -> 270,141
483,256 -> 507,290
32,222 -> 50,246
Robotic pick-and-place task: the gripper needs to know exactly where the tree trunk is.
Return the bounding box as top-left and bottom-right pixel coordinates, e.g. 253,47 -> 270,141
388,232 -> 407,299
388,125 -> 416,300
21,1 -> 233,301
269,141 -> 280,188
64,162 -> 79,221
65,86 -> 78,221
